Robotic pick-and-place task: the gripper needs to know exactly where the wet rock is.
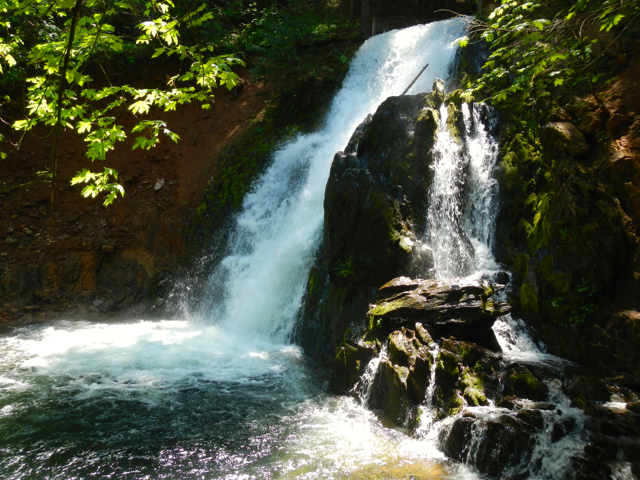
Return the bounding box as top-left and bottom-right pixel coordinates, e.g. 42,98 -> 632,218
99,298 -> 115,312
502,364 -> 549,401
550,417 -> 577,443
564,375 -> 610,402
369,359 -> 412,424
440,413 -> 538,478
407,347 -> 433,403
388,328 -> 420,368
328,341 -> 377,394
370,277 -> 509,323
515,408 -> 544,430
627,401 -> 640,414
376,276 -> 424,300
569,456 -> 616,480
368,277 -> 510,350
433,348 -> 465,418
584,435 -> 619,462
443,338 -> 502,409
539,122 -> 589,157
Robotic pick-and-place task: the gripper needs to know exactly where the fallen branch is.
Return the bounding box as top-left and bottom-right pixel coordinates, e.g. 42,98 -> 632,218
401,63 -> 429,95
0,180 -> 47,194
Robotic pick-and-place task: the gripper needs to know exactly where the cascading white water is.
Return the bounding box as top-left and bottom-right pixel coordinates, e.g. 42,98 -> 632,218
208,19 -> 466,343
356,344 -> 388,406
426,102 -> 500,280
419,88 -> 593,479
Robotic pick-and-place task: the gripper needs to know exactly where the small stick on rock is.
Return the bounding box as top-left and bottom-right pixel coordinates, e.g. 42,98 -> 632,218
401,63 -> 429,95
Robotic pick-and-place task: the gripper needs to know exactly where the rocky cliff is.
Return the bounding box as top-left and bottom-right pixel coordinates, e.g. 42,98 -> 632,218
298,77 -> 640,478
298,79 -> 451,364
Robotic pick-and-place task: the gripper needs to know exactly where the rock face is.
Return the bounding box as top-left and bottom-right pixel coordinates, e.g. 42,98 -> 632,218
299,80 -> 476,365
509,159 -> 640,374
540,122 -> 589,158
368,277 -> 510,350
328,278 -> 511,404
494,99 -> 640,377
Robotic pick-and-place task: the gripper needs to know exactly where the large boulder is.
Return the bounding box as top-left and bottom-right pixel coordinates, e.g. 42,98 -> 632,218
540,122 -> 589,158
440,412 -> 541,478
368,277 -> 511,350
299,80 -> 458,365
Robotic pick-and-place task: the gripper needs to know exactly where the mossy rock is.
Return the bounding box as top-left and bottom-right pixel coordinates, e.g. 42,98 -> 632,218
388,328 -> 420,368
502,365 -> 549,401
328,341 -> 377,394
369,360 -> 412,424
408,351 -> 433,404
433,348 -> 464,418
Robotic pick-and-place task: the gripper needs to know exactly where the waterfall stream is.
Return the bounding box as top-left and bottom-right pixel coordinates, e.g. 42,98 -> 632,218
0,16 -> 606,478
0,20 -> 482,479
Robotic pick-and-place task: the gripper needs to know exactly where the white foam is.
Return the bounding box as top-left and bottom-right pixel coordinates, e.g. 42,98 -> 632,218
0,321 -> 309,404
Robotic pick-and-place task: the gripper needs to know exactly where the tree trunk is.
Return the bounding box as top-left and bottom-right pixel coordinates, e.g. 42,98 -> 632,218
361,0 -> 371,39
349,0 -> 357,24
51,0 -> 86,206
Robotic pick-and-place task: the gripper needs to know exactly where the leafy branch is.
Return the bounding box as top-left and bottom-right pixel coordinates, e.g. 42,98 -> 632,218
463,0 -> 640,122
1,0 -> 243,205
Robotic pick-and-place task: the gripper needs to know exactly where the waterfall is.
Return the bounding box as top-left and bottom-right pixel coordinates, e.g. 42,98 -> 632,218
206,19 -> 466,342
0,20 -> 478,480
426,101 -> 500,280
0,17 -> 607,479
420,90 -> 594,479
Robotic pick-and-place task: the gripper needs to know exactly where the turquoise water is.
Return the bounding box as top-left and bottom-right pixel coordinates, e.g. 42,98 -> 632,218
0,320 -> 460,479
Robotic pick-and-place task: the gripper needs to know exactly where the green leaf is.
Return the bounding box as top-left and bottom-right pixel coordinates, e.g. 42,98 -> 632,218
129,100 -> 150,115
77,121 -> 92,133
57,0 -> 76,9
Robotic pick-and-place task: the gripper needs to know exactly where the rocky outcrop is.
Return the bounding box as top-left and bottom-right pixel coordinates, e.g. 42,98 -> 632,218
504,151 -> 640,374
368,277 -> 510,350
328,278 -> 512,416
539,122 -> 589,158
0,248 -> 163,320
493,93 -> 640,376
298,80 -> 475,365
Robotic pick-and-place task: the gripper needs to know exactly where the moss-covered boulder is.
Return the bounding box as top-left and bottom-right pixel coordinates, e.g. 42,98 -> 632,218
433,348 -> 465,418
539,122 -> 589,158
368,277 -> 511,350
369,359 -> 412,424
328,339 -> 379,394
502,364 -> 549,402
432,338 -> 503,419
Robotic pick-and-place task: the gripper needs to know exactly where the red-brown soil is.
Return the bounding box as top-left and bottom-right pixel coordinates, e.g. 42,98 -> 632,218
0,64 -> 274,322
